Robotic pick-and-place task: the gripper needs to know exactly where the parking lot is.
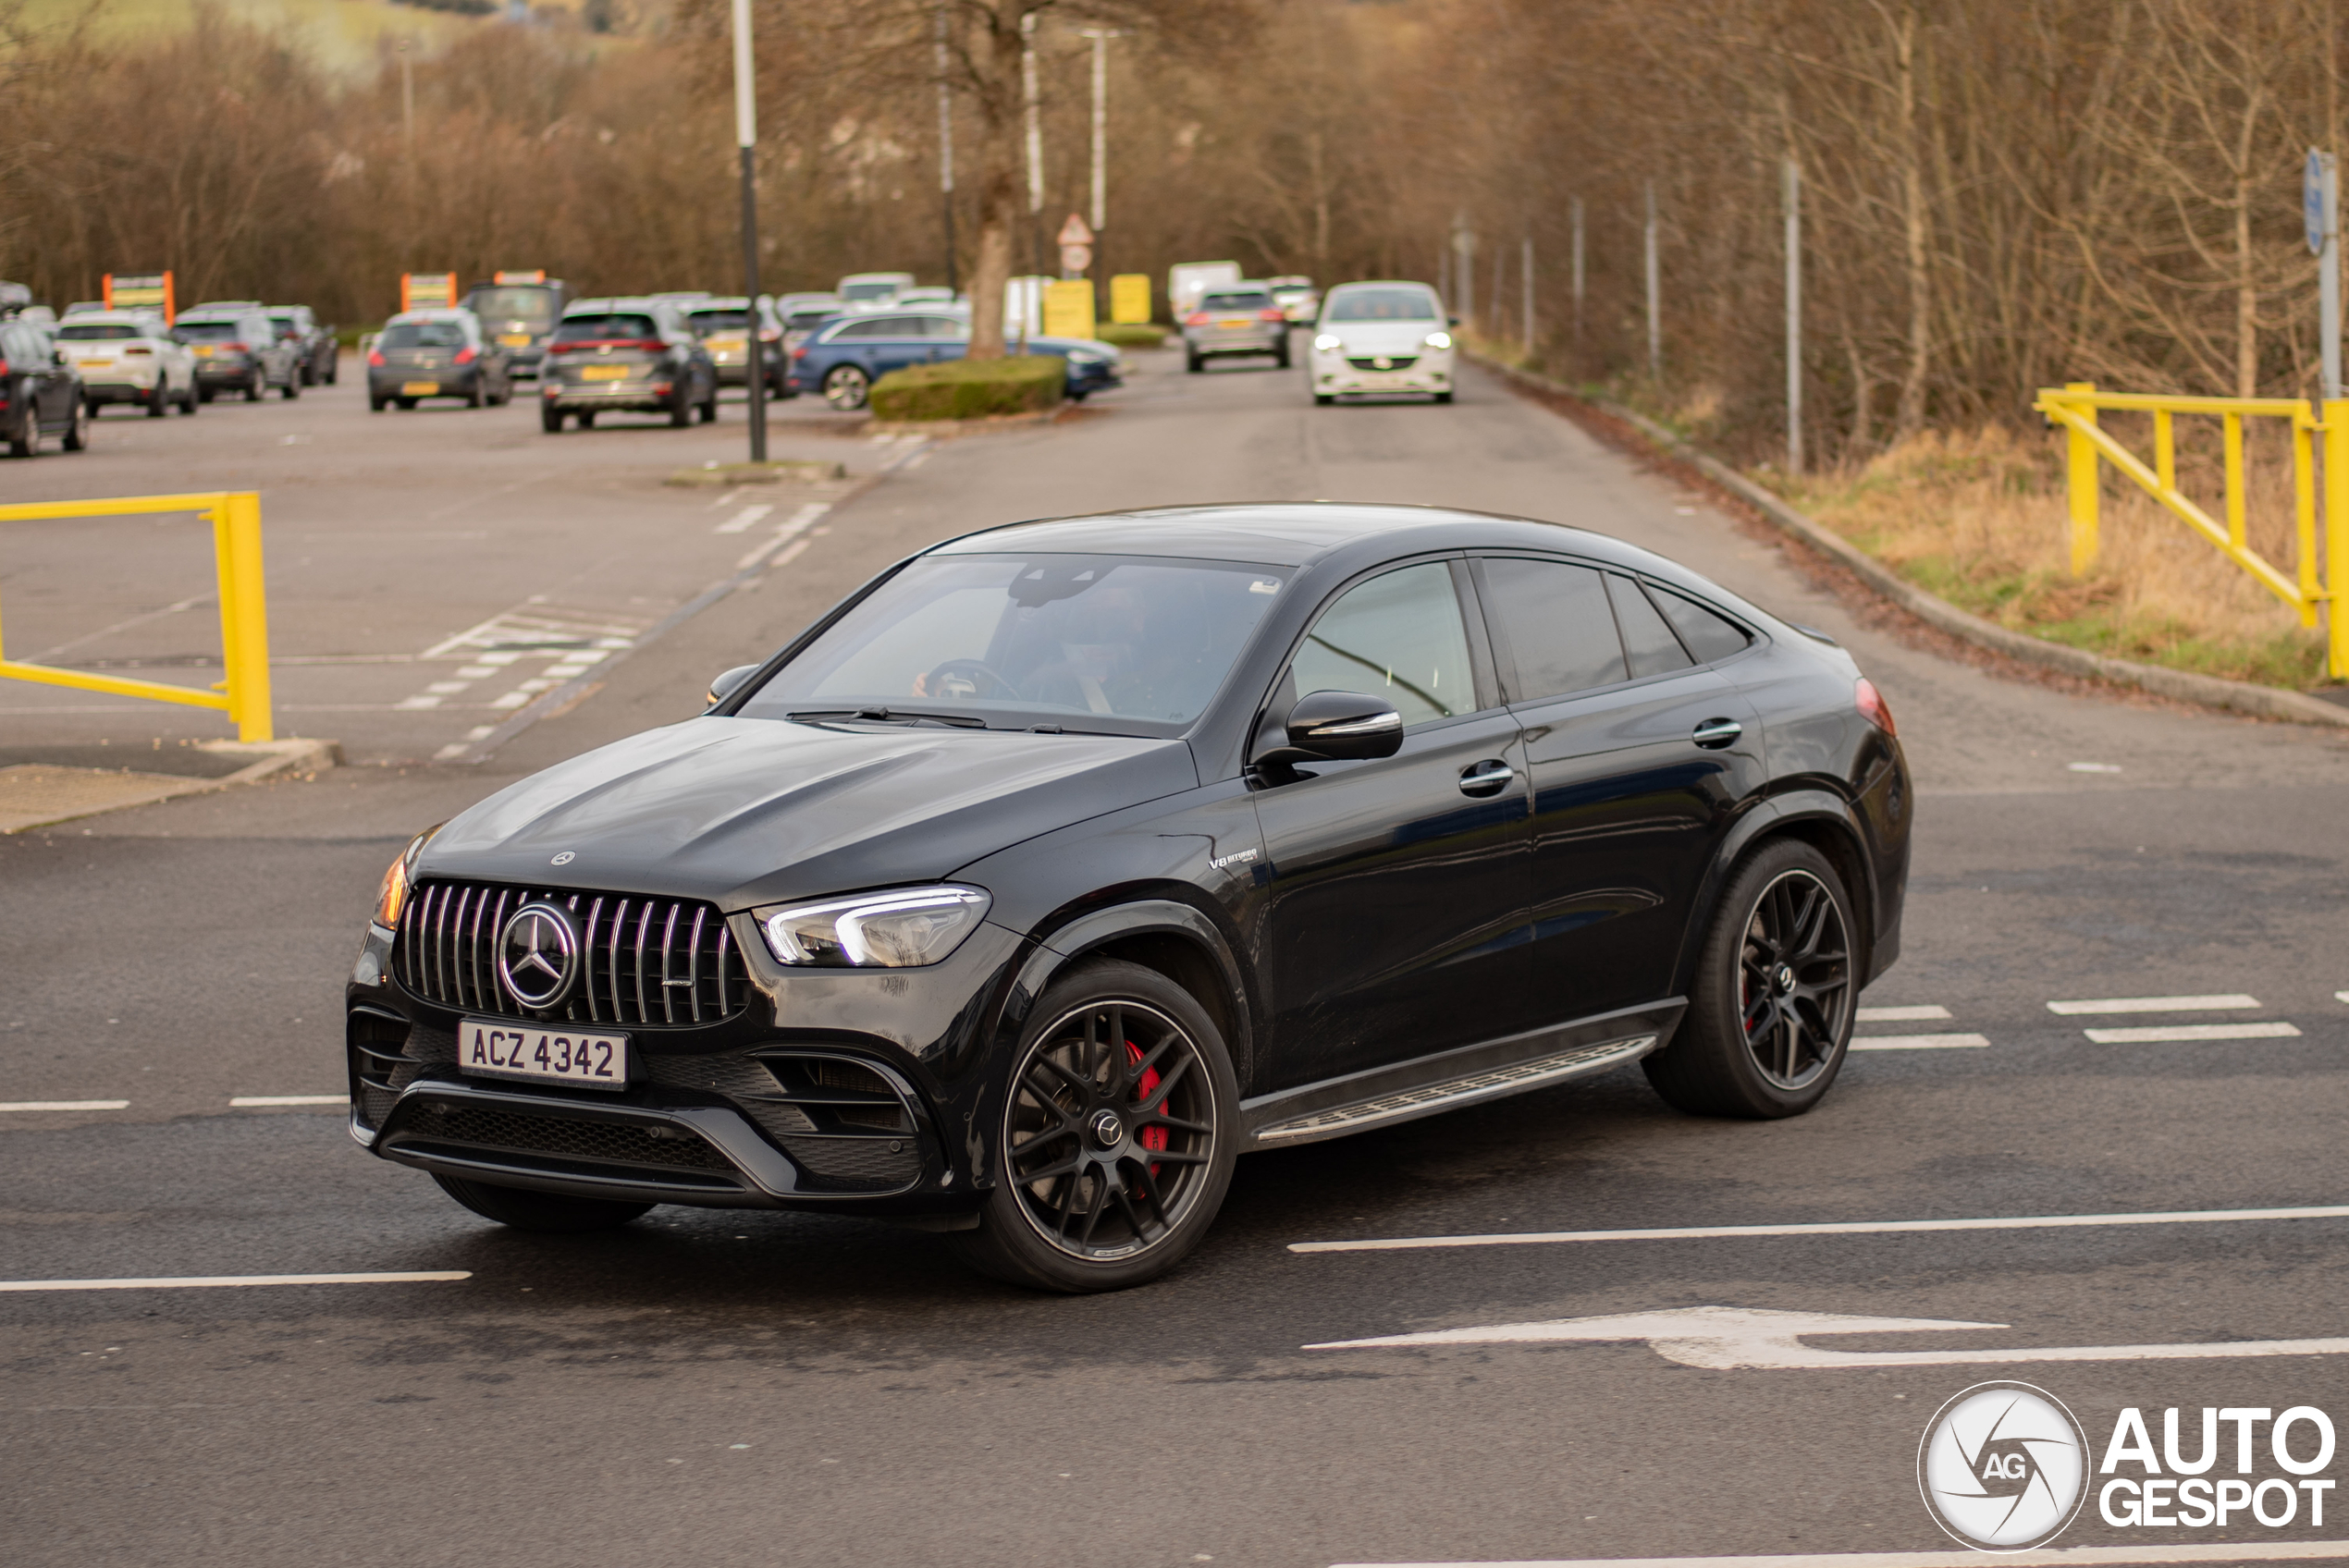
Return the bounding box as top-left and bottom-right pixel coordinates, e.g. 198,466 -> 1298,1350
6,344 -> 2349,1566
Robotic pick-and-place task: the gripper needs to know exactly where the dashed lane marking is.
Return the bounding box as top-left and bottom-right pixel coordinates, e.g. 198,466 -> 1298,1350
0,1271 -> 472,1293
1849,1033 -> 1990,1050
229,1096 -> 348,1108
1854,1004 -> 1949,1022
714,502 -> 774,534
2047,993 -> 2259,1014
2083,1021 -> 2303,1044
0,1100 -> 129,1112
1285,1203 -> 2349,1255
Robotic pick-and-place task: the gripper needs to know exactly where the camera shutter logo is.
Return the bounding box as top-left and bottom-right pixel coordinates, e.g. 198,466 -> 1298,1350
1918,1381 -> 2089,1550
498,902 -> 580,1009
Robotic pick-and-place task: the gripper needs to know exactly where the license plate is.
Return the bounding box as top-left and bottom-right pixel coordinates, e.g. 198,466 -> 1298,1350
194,346 -> 214,357
498,333 -> 532,348
707,337 -> 744,352
1218,317 -> 1250,328
458,1019 -> 630,1088
79,358 -> 115,370
401,380 -> 439,396
582,364 -> 630,381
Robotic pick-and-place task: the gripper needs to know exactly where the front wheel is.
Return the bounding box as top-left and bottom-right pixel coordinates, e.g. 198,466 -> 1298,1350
281,374 -> 299,400
244,376 -> 263,403
10,408 -> 39,458
1641,839 -> 1858,1119
431,1173 -> 652,1232
1313,393 -> 1334,406
821,364 -> 869,411
197,385 -> 215,404
147,377 -> 169,418
1433,390 -> 1454,404
61,398 -> 89,451
948,959 -> 1239,1293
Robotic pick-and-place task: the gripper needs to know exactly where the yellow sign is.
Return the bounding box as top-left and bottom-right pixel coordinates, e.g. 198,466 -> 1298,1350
401,272 -> 459,312
103,272 -> 174,321
1110,274 -> 1151,325
1042,279 -> 1097,341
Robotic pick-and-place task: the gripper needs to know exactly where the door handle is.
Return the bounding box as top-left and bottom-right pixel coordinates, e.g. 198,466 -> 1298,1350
1692,717 -> 1743,749
1458,760 -> 1516,797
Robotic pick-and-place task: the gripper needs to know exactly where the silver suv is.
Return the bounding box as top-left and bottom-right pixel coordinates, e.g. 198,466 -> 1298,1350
1180,282 -> 1290,373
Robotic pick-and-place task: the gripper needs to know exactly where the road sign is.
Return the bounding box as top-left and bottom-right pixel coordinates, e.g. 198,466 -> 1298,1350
1110,273 -> 1150,325
1060,244 -> 1092,276
1041,278 -> 1095,340
102,272 -> 173,321
1056,214 -> 1094,247
2309,150 -> 2330,254
401,273 -> 459,312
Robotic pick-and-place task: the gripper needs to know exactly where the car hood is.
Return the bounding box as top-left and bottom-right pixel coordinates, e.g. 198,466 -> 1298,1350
418,717 -> 1198,911
1322,322 -> 1442,354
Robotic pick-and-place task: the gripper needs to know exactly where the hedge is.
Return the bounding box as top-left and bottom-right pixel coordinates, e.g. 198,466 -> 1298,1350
869,355 -> 1064,422
1094,323 -> 1167,349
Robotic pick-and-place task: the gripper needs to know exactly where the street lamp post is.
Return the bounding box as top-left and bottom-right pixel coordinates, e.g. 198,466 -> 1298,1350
936,7 -> 957,294
732,0 -> 766,462
1077,29 -> 1119,287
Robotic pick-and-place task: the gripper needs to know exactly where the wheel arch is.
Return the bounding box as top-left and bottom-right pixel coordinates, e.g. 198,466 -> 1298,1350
1007,897 -> 1257,1091
1672,790 -> 1877,999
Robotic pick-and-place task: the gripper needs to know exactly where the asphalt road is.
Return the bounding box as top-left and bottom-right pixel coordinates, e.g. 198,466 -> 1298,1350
5,345 -> 2349,1568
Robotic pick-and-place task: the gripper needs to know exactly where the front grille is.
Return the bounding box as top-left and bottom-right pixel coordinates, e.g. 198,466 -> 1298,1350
1347,355 -> 1418,372
395,880 -> 749,1027
398,1102 -> 736,1172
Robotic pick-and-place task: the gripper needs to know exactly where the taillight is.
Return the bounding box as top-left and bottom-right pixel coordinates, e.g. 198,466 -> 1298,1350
634,338 -> 666,352
1186,312 -> 1209,326
367,349 -> 385,367
1855,678 -> 1896,737
759,329 -> 781,342
1260,309 -> 1285,323
226,341 -> 247,353
454,346 -> 476,365
791,346 -> 807,360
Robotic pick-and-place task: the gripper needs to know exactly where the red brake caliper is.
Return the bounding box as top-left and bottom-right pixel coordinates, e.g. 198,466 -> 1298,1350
1126,1041 -> 1167,1179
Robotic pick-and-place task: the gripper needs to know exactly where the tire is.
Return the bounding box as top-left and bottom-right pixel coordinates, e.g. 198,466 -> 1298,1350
371,396 -> 387,412
431,1172 -> 653,1233
198,385 -> 215,404
396,397 -> 417,410
468,380 -> 486,410
1186,351 -> 1203,374
697,391 -> 718,423
281,374 -> 299,400
10,407 -> 38,458
146,377 -> 169,418
180,382 -> 199,414
577,410 -> 596,429
821,364 -> 869,411
1433,390 -> 1454,404
1314,393 -> 1334,406
1274,341 -> 1292,369
1640,838 -> 1859,1120
245,375 -> 263,403
541,403 -> 564,433
948,959 -> 1240,1293
61,398 -> 89,451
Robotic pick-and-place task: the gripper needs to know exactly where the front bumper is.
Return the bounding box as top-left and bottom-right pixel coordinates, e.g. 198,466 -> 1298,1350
1312,351 -> 1452,396
77,371 -> 159,399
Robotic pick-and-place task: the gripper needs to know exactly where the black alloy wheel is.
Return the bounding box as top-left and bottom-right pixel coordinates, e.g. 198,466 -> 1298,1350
1642,838 -> 1857,1119
431,1172 -> 652,1233
952,959 -> 1239,1292
147,376 -> 169,417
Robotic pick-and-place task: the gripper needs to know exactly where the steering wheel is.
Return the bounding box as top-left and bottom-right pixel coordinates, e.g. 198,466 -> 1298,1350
921,658 -> 1019,702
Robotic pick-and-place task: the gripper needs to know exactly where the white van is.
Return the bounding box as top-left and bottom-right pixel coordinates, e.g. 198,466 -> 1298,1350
836,273 -> 916,311
1167,261 -> 1242,322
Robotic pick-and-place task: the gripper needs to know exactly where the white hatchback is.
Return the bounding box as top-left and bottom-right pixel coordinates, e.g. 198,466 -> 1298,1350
55,310 -> 199,417
1308,281 -> 1456,405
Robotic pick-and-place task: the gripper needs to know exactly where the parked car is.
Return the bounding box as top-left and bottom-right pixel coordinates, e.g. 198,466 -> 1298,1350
836,272 -> 915,310
1181,281 -> 1290,372
788,307 -> 1121,410
461,276 -> 570,379
896,287 -> 961,308
683,296 -> 787,398
1167,260 -> 1242,322
173,306 -> 301,401
366,310 -> 514,410
269,305 -> 338,386
2,316 -> 92,456
63,300 -> 106,318
538,297 -> 719,432
777,294 -> 844,359
1308,280 -> 1457,405
345,502 -> 1911,1292
1268,276 -> 1321,325
55,310 -> 199,417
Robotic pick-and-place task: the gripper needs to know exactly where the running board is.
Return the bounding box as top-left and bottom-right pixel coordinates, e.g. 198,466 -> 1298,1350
1241,1001 -> 1682,1150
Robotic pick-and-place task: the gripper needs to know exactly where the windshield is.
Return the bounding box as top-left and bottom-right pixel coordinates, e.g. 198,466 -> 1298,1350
840,281 -> 900,302
553,313 -> 658,343
688,310 -> 752,334
470,287 -> 559,323
736,553 -> 1291,736
268,317 -> 297,336
59,324 -> 141,340
784,310 -> 836,331
173,320 -> 244,341
1326,288 -> 1440,323
1201,291 -> 1273,312
384,321 -> 468,349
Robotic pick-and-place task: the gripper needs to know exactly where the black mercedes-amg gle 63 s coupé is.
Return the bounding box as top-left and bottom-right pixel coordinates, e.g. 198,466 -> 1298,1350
348,503 -> 1911,1292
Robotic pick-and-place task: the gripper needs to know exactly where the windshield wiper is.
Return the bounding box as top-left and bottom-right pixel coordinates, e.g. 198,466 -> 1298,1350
787,707 -> 990,729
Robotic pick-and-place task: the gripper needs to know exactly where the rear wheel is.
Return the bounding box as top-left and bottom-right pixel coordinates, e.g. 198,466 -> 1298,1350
468,380 -> 486,410
146,376 -> 169,418
396,397 -> 416,410
61,398 -> 88,451
948,959 -> 1239,1293
179,381 -> 199,414
1433,390 -> 1454,404
10,408 -> 39,458
1274,339 -> 1292,369
1314,393 -> 1333,406
1641,838 -> 1858,1119
1186,350 -> 1203,374
540,403 -> 564,433
244,375 -> 262,402
821,364 -> 869,411
197,385 -> 215,404
698,389 -> 718,423
431,1173 -> 653,1233
576,410 -> 596,429
280,373 -> 299,400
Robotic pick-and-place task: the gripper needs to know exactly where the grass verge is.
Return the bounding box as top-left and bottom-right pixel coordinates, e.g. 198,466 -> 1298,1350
869,356 -> 1064,423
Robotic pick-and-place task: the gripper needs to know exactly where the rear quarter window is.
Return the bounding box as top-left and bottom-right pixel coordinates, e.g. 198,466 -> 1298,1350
1647,586 -> 1754,664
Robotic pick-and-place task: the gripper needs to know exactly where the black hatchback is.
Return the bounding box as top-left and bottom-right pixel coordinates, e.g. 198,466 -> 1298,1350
348,505 -> 1912,1291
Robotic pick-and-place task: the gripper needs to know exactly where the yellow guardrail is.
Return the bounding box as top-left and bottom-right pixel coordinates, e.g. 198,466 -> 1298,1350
0,491 -> 274,741
2035,383 -> 2349,680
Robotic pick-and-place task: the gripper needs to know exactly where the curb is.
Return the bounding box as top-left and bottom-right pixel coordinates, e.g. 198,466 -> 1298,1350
866,402 -> 1084,437
1,737 -> 341,835
1475,356 -> 2349,730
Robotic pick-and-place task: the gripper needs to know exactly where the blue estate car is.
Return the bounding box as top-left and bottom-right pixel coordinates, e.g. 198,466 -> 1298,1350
788,307 -> 1122,411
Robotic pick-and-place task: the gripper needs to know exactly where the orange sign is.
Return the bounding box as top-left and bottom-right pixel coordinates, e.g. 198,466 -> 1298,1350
401,272 -> 459,311
103,271 -> 174,321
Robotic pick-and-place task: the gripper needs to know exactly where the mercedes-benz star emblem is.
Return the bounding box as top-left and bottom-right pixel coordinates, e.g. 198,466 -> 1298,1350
1090,1109 -> 1125,1147
498,902 -> 580,1009
549,851 -> 576,866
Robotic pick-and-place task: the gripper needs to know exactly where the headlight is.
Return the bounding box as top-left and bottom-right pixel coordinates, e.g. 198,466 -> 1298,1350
1313,333 -> 1342,352
756,885 -> 991,968
1423,331 -> 1453,350
375,823 -> 442,929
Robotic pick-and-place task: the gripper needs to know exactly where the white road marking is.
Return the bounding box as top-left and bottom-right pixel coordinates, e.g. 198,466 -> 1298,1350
1333,1541 -> 2349,1568
2084,1022 -> 2302,1043
2337,990 -> 2349,1003
1303,1303 -> 2349,1368
394,695 -> 442,710
0,1271 -> 471,1293
714,502 -> 774,534
0,1100 -> 129,1112
1287,1203 -> 2349,1255
2067,761 -> 2124,773
2048,993 -> 2258,1013
229,1096 -> 348,1108
1849,1033 -> 1989,1050
1853,1004 -> 1949,1022
734,501 -> 830,571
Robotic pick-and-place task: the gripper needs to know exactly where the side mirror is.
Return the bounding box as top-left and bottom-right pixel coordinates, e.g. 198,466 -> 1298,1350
1255,689 -> 1404,768
706,664 -> 760,708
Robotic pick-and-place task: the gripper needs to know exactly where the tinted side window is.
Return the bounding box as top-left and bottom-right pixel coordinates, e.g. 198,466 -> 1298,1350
832,319 -> 890,340
1482,558 -> 1626,702
1291,562 -> 1473,728
1607,573 -> 1695,679
1649,586 -> 1753,664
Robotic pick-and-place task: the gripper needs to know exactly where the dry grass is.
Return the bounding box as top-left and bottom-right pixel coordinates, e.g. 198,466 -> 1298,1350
1773,423 -> 2331,691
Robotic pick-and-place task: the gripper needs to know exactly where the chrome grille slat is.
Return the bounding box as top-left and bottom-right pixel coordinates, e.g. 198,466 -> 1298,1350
394,881 -> 746,1028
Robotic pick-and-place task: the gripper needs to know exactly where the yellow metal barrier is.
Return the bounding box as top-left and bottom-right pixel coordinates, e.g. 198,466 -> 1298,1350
0,491 -> 274,741
2034,383 -> 2349,680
